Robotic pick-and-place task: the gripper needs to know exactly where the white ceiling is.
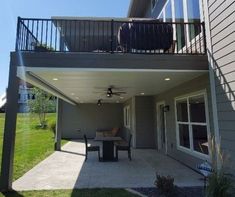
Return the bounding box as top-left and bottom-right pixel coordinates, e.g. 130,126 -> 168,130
18,67 -> 207,104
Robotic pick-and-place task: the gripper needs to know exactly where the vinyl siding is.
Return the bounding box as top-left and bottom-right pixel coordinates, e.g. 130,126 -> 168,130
208,0 -> 235,173
154,74 -> 213,171
59,102 -> 123,139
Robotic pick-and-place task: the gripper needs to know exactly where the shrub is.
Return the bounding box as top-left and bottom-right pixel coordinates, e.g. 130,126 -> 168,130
206,172 -> 234,197
206,136 -> 234,197
49,121 -> 56,136
155,174 -> 175,196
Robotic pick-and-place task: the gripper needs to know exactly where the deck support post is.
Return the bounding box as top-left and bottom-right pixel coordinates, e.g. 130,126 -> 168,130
55,98 -> 62,151
0,58 -> 19,191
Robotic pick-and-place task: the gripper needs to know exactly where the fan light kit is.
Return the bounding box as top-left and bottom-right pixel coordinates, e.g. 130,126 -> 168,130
53,78 -> 58,81
165,78 -> 171,81
97,99 -> 102,106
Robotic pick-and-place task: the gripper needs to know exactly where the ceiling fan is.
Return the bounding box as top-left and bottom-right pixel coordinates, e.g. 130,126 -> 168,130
94,86 -> 127,98
106,86 -> 126,98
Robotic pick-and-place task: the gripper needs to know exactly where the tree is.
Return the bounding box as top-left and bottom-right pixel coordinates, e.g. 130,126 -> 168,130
28,87 -> 56,128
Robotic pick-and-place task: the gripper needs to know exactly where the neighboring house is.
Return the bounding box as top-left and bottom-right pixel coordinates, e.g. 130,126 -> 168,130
0,0 -> 234,190
0,92 -> 6,113
0,82 -> 34,113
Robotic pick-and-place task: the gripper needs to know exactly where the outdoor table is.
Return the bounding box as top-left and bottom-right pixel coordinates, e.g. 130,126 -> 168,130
94,136 -> 122,161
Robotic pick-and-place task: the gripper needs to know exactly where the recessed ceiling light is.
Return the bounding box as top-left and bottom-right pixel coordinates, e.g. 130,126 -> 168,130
140,92 -> 145,95
165,78 -> 171,81
71,93 -> 75,96
53,78 -> 58,81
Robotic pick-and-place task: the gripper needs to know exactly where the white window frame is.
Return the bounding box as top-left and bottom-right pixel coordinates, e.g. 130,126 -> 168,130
124,105 -> 131,129
175,90 -> 211,160
157,0 -> 204,53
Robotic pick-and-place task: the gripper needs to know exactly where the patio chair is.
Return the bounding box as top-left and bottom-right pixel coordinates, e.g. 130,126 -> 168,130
84,135 -> 100,161
115,134 -> 132,161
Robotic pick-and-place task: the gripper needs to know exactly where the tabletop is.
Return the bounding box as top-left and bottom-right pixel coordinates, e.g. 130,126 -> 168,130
94,136 -> 122,141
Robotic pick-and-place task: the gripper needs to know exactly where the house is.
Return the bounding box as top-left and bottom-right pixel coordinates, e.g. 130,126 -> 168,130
0,81 -> 55,113
0,0 -> 234,191
0,92 -> 6,113
0,82 -> 35,113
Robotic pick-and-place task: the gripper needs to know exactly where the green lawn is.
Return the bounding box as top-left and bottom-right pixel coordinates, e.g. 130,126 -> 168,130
0,113 -> 67,181
0,189 -> 139,197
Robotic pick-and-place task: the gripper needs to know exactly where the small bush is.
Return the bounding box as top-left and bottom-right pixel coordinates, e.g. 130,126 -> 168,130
49,121 -> 56,136
206,171 -> 234,197
155,174 -> 175,196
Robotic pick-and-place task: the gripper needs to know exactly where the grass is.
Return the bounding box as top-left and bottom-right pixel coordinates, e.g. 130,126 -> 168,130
0,113 -> 67,181
0,189 -> 139,197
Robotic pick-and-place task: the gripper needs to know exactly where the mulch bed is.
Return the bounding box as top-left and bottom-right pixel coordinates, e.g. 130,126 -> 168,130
133,186 -> 204,197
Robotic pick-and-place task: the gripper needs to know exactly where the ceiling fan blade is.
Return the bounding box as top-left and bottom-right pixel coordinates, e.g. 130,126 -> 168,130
113,91 -> 126,94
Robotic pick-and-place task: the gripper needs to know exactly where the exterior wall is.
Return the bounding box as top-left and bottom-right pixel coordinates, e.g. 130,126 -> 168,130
206,0 -> 235,173
135,96 -> 155,148
154,74 -> 213,170
123,96 -> 155,148
59,101 -> 123,139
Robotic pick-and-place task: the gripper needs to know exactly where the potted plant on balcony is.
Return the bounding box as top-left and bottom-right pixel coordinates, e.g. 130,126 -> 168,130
32,42 -> 54,52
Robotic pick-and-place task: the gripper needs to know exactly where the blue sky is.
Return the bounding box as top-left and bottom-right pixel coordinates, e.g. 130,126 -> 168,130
0,0 -> 130,95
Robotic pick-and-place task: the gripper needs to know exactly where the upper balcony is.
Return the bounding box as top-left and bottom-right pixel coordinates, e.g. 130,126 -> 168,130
15,17 -> 206,55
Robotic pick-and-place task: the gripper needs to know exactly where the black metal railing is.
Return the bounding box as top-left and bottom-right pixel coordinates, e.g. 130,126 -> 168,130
15,17 -> 206,55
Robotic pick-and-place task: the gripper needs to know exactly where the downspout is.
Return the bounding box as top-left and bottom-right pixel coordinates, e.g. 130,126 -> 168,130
202,0 -> 221,170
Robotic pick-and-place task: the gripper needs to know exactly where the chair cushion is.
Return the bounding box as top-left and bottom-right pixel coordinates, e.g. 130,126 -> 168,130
96,131 -> 104,137
111,127 -> 119,136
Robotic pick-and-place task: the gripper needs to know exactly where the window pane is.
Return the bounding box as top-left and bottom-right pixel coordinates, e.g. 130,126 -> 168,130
176,99 -> 188,122
174,0 -> 185,49
192,125 -> 208,154
179,124 -> 190,148
187,0 -> 201,39
152,0 -> 156,9
189,95 -> 206,123
165,1 -> 172,22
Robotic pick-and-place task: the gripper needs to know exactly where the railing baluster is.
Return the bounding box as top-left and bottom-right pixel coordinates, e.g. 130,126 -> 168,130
55,20 -> 58,51
45,20 -> 48,47
14,18 -> 206,55
74,20 -> 77,52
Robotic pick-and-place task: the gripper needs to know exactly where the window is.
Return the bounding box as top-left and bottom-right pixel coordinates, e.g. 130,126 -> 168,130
124,105 -> 130,128
165,1 -> 172,22
151,0 -> 157,11
175,92 -> 209,157
174,0 -> 185,49
187,0 -> 201,40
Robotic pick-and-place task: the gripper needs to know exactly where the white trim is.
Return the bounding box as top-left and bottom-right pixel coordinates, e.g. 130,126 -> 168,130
124,105 -> 131,129
22,67 -> 209,73
156,101 -> 168,154
175,90 -> 211,160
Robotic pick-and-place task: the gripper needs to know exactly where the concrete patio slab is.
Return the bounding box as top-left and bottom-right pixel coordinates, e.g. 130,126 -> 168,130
13,141 -> 203,191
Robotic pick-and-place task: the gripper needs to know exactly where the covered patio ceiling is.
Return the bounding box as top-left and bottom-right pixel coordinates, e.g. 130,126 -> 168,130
17,67 -> 207,104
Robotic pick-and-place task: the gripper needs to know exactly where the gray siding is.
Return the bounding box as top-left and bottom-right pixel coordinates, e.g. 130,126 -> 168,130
207,0 -> 235,172
123,96 -> 155,148
135,96 -> 155,148
59,102 -> 123,139
154,74 -> 213,170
